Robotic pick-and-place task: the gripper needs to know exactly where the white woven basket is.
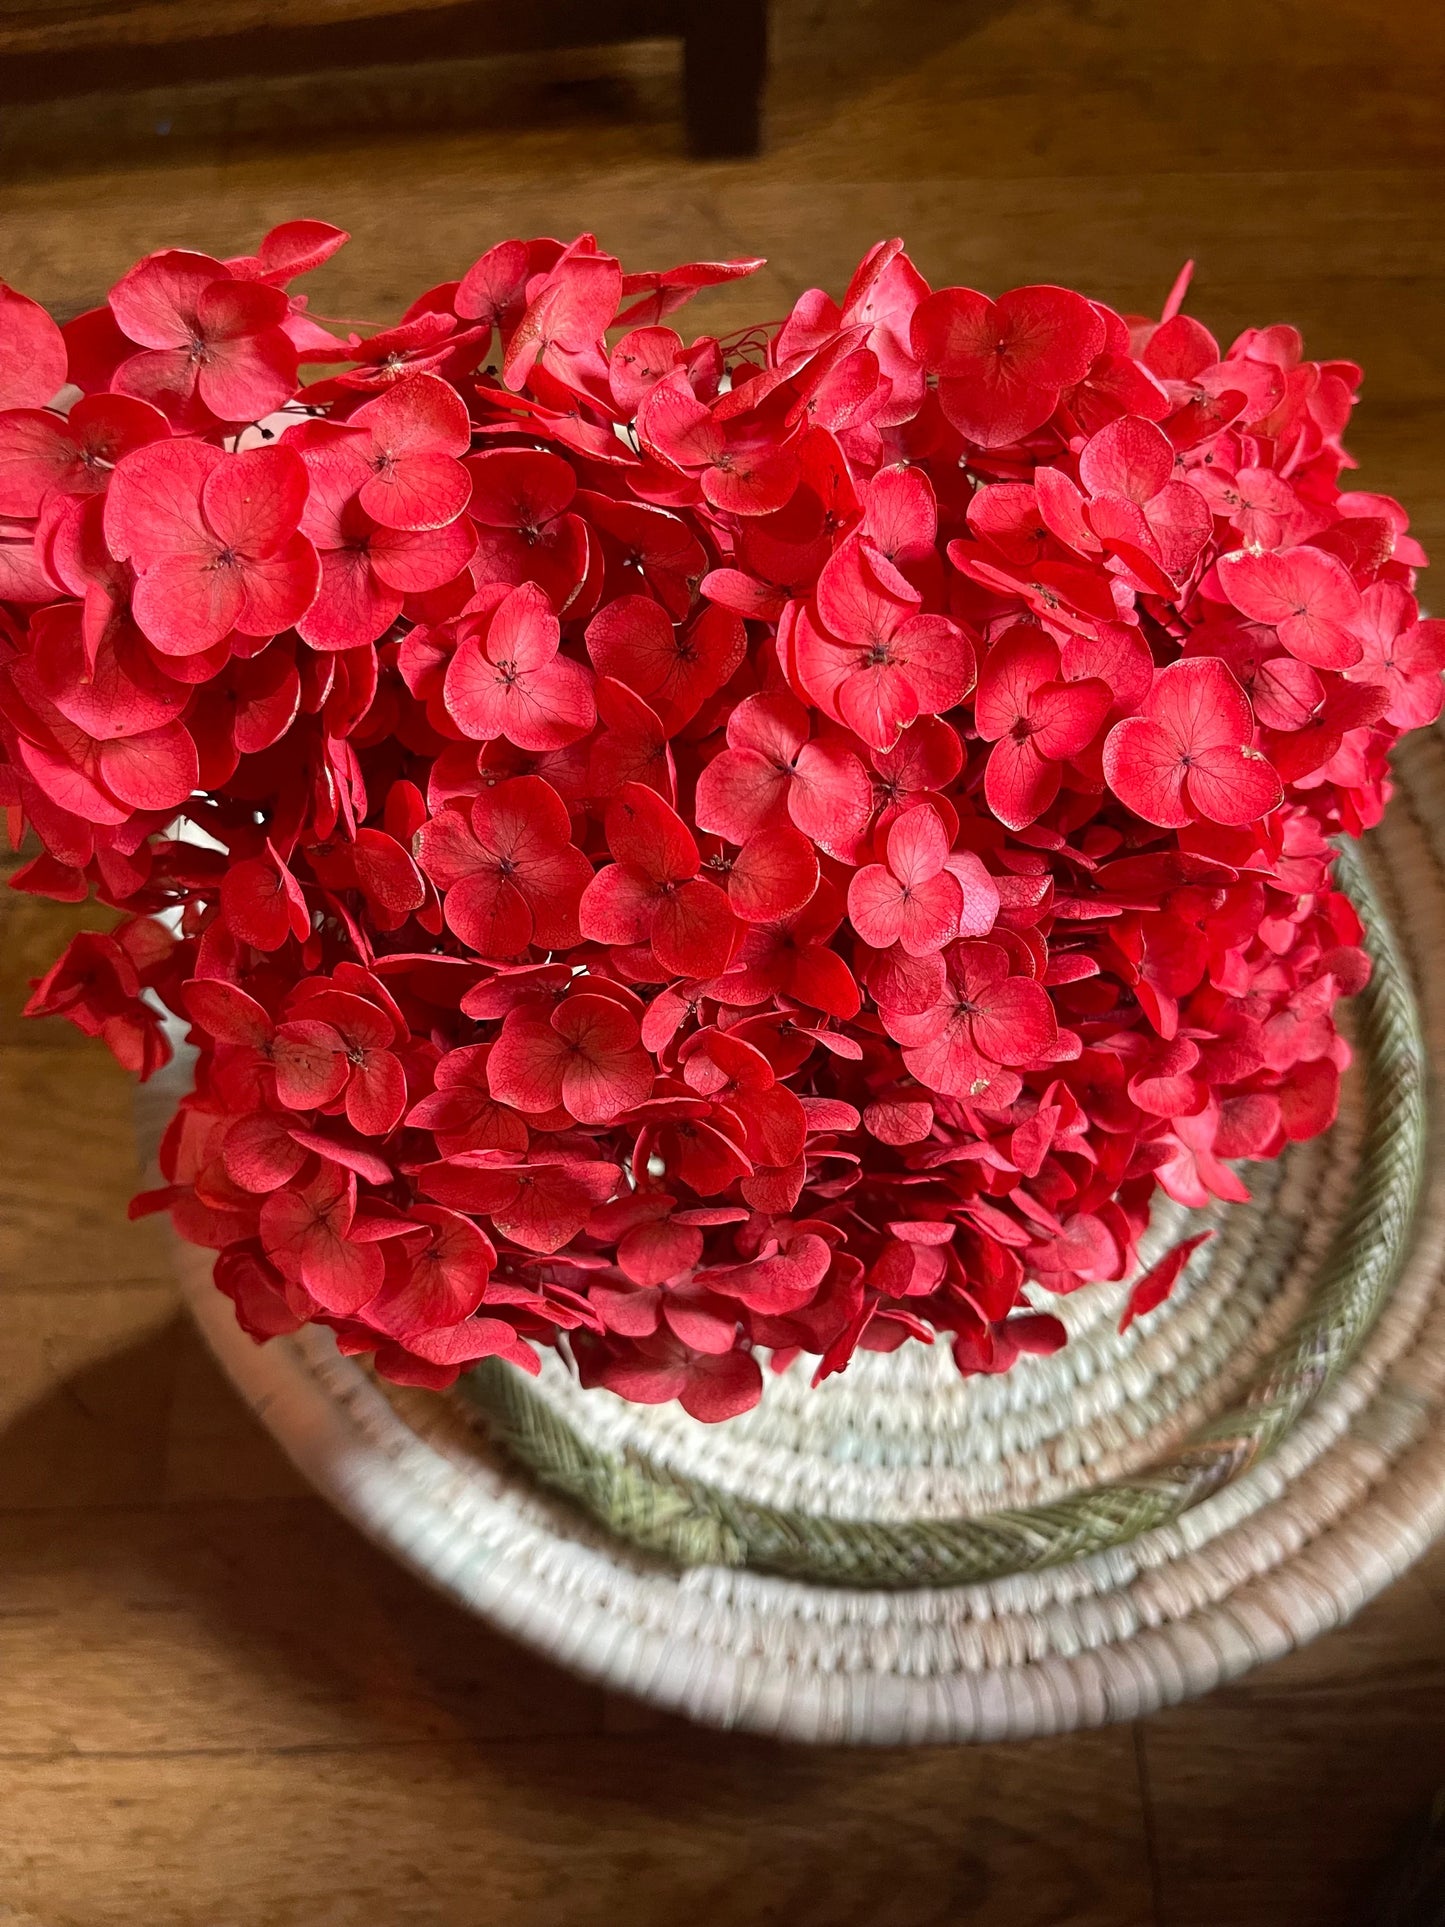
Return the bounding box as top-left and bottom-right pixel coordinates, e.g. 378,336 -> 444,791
162,728 -> 1445,1744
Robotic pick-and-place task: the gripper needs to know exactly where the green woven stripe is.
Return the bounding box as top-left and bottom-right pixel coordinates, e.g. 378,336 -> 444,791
461,840 -> 1427,1587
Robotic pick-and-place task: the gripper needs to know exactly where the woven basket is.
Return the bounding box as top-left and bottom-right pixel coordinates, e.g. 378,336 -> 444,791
162,724 -> 1445,1743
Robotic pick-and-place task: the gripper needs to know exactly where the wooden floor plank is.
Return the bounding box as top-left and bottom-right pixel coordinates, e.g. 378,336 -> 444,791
0,1498 -> 607,1758
0,1042 -> 170,1294
0,1728 -> 1154,1927
161,1321 -> 315,1505
1140,1566 -> 1445,1925
0,1289 -> 180,1507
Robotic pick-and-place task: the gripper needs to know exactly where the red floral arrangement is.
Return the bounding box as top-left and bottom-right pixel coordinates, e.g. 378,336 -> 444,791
3,225 -> 1440,1421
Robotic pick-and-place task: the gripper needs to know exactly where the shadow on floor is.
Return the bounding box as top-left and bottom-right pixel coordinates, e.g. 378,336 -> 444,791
0,0 -> 1018,182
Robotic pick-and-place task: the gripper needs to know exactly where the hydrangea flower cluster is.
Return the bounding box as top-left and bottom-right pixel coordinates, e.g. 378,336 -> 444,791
4,226 -> 1440,1420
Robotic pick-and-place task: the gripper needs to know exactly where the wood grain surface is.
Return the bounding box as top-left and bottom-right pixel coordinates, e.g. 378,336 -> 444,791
0,3 -> 1442,1920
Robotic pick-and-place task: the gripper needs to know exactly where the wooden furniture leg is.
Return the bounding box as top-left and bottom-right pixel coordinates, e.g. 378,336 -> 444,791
682,0 -> 767,157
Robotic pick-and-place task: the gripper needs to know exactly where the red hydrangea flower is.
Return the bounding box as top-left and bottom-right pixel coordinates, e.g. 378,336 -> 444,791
790,536 -> 976,749
846,805 -> 962,955
580,1329 -> 763,1423
1345,584 -> 1445,728
106,250 -> 299,423
260,1163 -> 388,1312
220,841 -> 312,951
273,980 -> 410,1136
1103,657 -> 1284,828
0,394 -> 169,519
974,627 -> 1112,830
883,941 -> 1058,1101
585,597 -> 743,733
322,373 -> 473,531
417,1153 -> 622,1255
293,448 -> 475,651
105,440 -> 320,655
4,228 -> 1430,1418
909,284 -> 1106,446
502,242 -> 622,396
415,776 -> 592,957
1215,546 -> 1363,670
714,879 -> 861,1019
25,917 -> 173,1076
694,691 -> 872,857
1071,414 -> 1212,589
680,1030 -> 807,1168
445,581 -> 595,750
487,991 -> 653,1124
223,219 -> 350,287
637,369 -> 801,516
360,1201 -> 495,1339
465,448 -> 589,609
0,282 -> 68,409
581,782 -> 742,977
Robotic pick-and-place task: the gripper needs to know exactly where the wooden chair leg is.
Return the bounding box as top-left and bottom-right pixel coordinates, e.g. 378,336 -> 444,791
682,0 -> 767,157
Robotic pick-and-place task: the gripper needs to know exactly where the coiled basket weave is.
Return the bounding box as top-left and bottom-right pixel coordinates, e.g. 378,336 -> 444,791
160,725 -> 1445,1745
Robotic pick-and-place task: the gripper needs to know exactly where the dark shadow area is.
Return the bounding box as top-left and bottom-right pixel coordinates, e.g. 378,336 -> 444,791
0,44 -> 680,185
0,1318 -> 613,1742
0,1313 -> 186,1512
0,1321 -> 1044,1924
0,0 -> 1009,183
1367,1798 -> 1445,1927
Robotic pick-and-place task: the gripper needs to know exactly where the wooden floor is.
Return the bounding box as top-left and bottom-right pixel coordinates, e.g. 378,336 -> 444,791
1,2 -> 1443,1920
